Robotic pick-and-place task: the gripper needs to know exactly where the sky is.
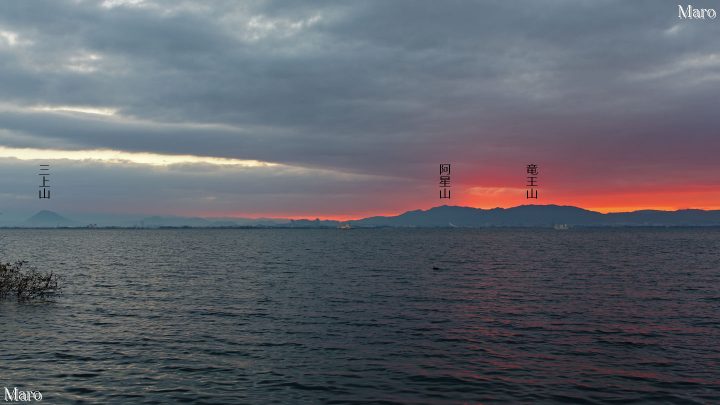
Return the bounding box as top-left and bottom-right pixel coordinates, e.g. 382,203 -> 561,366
0,0 -> 719,220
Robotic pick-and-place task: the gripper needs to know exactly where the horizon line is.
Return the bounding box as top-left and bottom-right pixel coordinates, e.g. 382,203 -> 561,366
9,204 -> 720,223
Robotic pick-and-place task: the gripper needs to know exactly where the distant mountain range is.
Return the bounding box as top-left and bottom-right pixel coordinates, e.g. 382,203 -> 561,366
349,205 -> 720,227
5,205 -> 720,228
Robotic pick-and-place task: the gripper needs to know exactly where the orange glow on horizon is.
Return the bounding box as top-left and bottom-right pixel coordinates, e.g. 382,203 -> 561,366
190,202 -> 720,222
457,184 -> 720,214
184,186 -> 720,220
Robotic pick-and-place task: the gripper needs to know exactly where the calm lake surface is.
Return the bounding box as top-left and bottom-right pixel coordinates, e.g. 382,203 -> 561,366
0,228 -> 718,404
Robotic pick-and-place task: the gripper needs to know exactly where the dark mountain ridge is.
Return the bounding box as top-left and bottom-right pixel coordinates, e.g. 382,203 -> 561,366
349,205 -> 720,227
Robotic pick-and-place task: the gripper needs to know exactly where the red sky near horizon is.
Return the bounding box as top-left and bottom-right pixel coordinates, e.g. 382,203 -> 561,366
202,181 -> 720,221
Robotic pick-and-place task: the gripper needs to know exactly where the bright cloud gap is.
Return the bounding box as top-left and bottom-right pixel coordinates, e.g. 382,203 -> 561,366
31,105 -> 117,116
0,146 -> 277,167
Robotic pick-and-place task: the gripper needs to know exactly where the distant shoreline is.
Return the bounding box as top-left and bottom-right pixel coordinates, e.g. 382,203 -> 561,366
3,225 -> 720,230
8,205 -> 720,228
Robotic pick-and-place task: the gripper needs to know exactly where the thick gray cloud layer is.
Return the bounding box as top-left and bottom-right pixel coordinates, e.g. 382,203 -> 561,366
0,0 -> 718,215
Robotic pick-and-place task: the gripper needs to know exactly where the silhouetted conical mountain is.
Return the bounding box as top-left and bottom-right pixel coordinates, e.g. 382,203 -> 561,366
24,210 -> 77,227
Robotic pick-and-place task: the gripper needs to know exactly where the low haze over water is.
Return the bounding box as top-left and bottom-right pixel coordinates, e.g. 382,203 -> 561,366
1,229 -> 719,404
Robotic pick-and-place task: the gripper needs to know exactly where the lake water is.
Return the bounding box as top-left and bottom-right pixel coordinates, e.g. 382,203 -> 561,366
0,228 -> 718,404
